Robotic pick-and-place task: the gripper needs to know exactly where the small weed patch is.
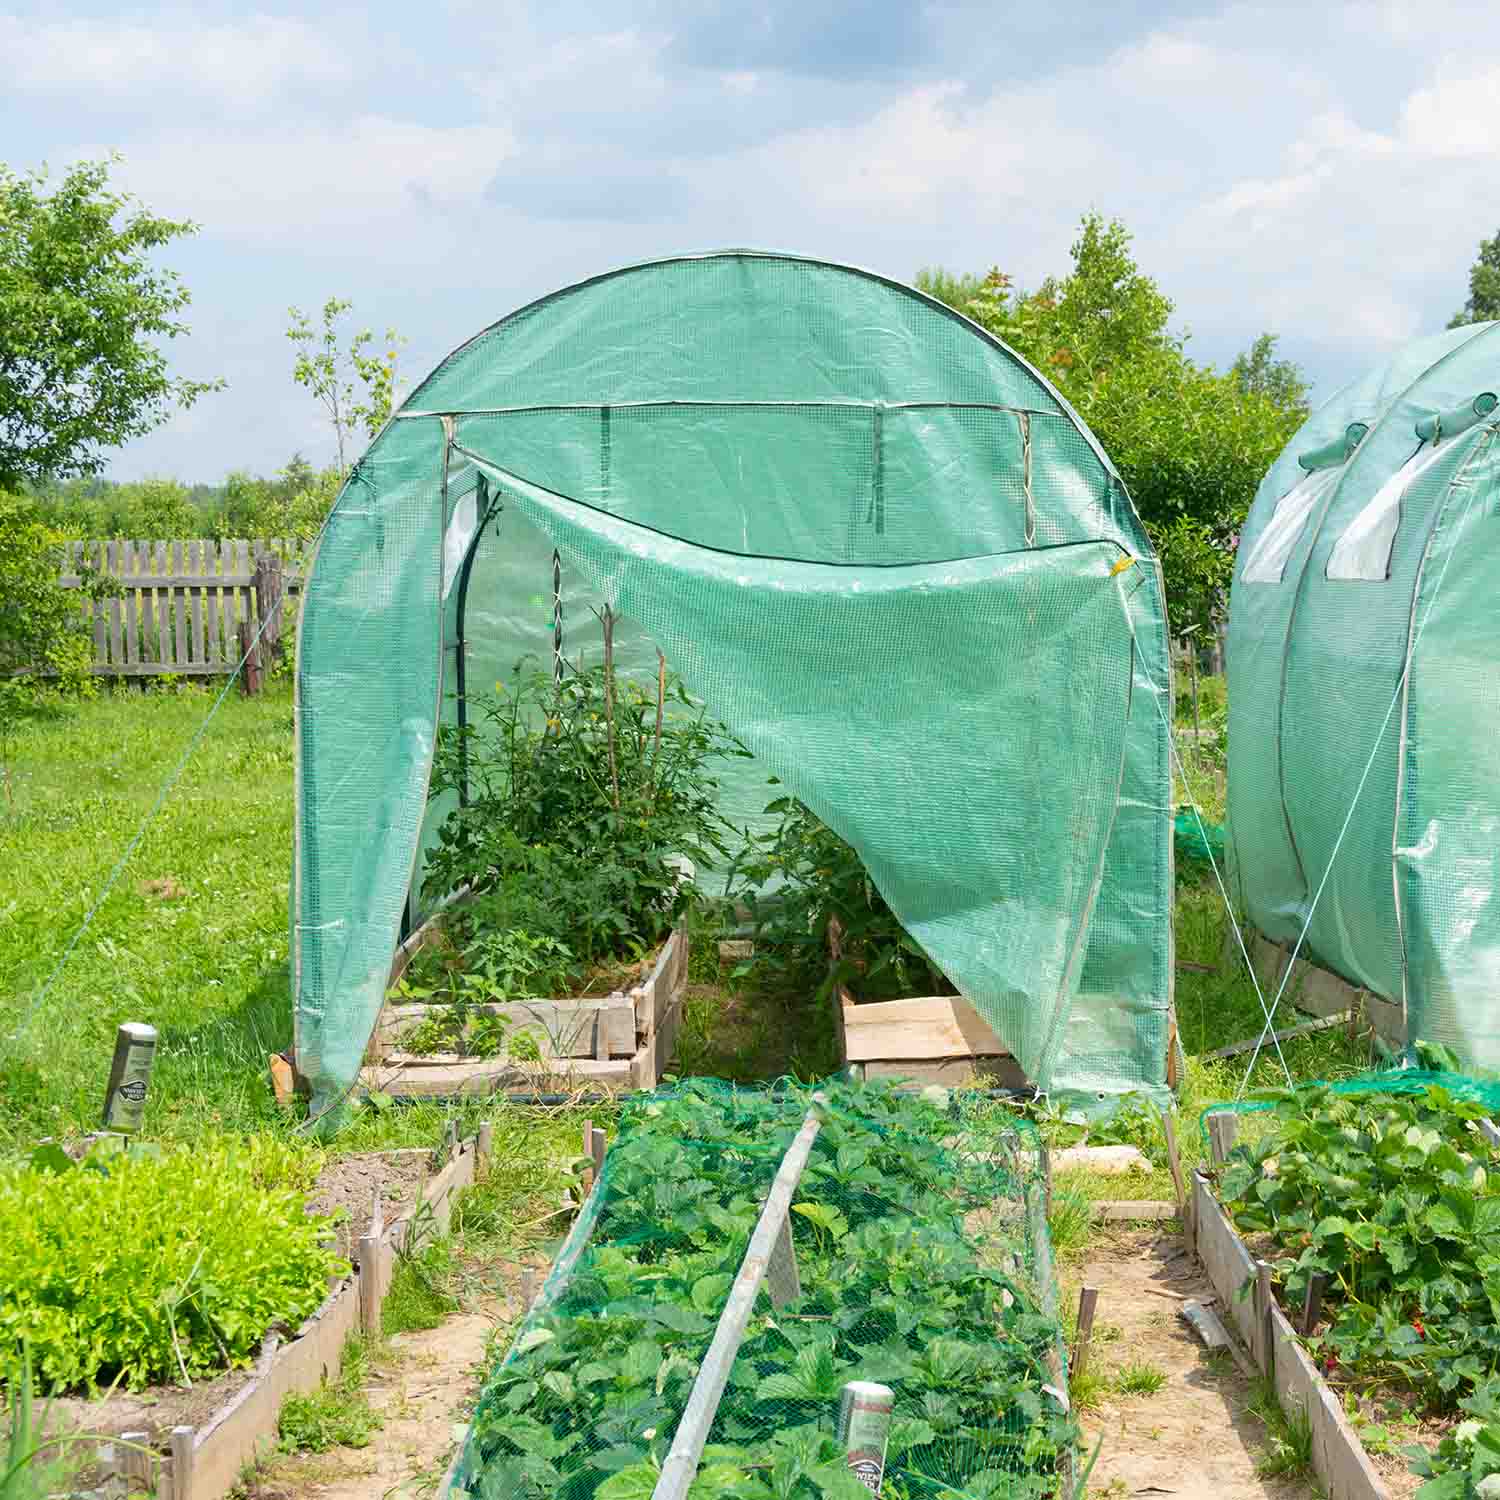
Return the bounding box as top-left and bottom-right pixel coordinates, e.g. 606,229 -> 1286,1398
1248,1378 -> 1313,1478
1114,1361 -> 1167,1397
277,1334 -> 381,1453
384,1239 -> 459,1336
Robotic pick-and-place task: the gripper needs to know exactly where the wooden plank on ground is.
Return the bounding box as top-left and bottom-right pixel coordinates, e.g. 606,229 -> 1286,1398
365,1058 -> 634,1098
381,998 -> 635,1061
860,1055 -> 1028,1087
186,1276 -> 359,1500
1090,1200 -> 1176,1221
1205,1013 -> 1350,1059
841,994 -> 1009,1061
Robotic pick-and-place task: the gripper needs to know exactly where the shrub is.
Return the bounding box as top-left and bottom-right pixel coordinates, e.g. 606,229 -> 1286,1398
0,1141 -> 343,1392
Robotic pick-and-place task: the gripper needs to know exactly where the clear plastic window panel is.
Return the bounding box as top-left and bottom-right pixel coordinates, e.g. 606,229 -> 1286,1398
1240,465 -> 1343,584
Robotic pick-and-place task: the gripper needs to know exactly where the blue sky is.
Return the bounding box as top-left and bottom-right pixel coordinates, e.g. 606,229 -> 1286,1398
6,0 -> 1500,480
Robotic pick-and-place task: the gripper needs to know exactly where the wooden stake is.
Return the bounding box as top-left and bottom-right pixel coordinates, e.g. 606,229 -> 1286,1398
582,1118 -> 594,1193
120,1431 -> 152,1490
1161,1110 -> 1187,1227
477,1119 -> 493,1163
1072,1286 -> 1099,1379
600,607 -> 620,812
170,1426 -> 195,1500
589,1125 -> 606,1181
1207,1112 -> 1238,1166
358,1234 -> 381,1337
1301,1272 -> 1327,1336
1255,1259 -> 1274,1370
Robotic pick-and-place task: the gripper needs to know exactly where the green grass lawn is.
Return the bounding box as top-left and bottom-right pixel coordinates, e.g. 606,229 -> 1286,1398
1,684 -> 299,1148
0,677 -> 1370,1166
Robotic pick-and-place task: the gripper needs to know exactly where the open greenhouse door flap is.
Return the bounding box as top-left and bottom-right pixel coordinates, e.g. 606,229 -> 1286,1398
456,450 -> 1148,1097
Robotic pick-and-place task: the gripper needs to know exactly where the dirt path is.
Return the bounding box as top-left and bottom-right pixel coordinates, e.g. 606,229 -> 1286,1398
1073,1227 -> 1310,1500
245,1301 -> 500,1500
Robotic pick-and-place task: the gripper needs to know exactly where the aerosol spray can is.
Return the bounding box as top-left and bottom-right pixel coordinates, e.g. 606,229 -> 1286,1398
102,1022 -> 157,1133
836,1380 -> 893,1494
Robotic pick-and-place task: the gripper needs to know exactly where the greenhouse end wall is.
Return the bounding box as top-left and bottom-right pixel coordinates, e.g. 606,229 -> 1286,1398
292,251 -> 1176,1119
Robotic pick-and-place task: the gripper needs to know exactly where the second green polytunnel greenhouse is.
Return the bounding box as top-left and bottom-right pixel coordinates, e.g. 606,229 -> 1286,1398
1227,321 -> 1500,1066
289,250 -> 1176,1121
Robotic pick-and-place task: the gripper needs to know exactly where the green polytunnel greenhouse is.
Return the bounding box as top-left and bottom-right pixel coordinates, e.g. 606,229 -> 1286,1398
290,250 -> 1176,1120
1227,322 -> 1500,1065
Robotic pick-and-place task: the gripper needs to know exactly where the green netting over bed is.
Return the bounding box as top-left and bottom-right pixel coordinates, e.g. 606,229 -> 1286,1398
446,1077 -> 1075,1500
1226,323 -> 1500,1068
292,252 -> 1174,1118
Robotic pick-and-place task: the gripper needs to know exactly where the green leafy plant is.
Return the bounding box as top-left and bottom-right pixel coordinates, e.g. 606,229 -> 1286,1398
457,1079 -> 1076,1499
287,298 -> 404,478
0,156 -> 220,495
423,659 -> 742,977
1114,1361 -> 1166,1397
1217,1082 -> 1500,1404
728,792 -> 948,1006
1406,1377 -> 1500,1497
0,1140 -> 343,1392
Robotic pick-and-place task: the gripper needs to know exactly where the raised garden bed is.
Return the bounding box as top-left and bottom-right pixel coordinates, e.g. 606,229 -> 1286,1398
46,1128 -> 491,1500
363,918 -> 689,1097
1247,930 -> 1404,1049
442,1079 -> 1074,1500
1189,1080 -> 1500,1500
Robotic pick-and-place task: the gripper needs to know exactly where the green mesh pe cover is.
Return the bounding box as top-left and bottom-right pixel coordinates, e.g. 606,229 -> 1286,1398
1227,323 -> 1500,1067
293,252 -> 1174,1116
446,1077 -> 1074,1500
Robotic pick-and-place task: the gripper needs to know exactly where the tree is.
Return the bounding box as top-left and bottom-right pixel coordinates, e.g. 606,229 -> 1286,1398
1449,228 -> 1500,328
287,299 -> 405,478
0,158 -> 220,492
918,214 -> 1309,639
1231,333 -> 1310,415
0,496 -> 113,799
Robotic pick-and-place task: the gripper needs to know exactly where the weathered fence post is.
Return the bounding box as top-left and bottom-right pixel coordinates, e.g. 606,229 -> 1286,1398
253,551 -> 285,669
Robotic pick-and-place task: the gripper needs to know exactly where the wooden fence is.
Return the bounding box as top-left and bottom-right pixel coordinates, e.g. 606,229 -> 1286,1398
61,538 -> 310,681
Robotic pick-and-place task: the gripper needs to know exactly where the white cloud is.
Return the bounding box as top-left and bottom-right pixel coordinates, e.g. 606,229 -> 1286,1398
92,117 -> 517,245
1400,68 -> 1500,156
0,12 -> 353,109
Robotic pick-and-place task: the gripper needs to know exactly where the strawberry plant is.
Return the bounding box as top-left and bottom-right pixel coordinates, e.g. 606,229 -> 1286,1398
452,1079 -> 1074,1500
1216,1082 -> 1500,1403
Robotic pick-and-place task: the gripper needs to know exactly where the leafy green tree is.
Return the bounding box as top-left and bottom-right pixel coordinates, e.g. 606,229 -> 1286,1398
0,158 -> 220,492
1449,228 -> 1500,328
287,299 -> 405,478
1231,333 -> 1310,415
0,496 -> 114,798
918,214 -> 1308,639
